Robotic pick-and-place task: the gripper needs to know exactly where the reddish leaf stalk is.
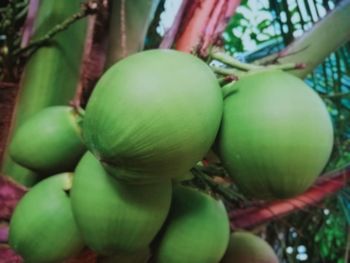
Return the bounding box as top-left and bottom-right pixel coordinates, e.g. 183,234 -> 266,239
0,176 -> 27,221
0,82 -> 18,89
20,0 -> 39,48
0,245 -> 22,263
175,0 -> 217,53
175,0 -> 240,55
159,0 -> 189,49
230,167 -> 350,229
214,0 -> 240,37
0,224 -> 9,243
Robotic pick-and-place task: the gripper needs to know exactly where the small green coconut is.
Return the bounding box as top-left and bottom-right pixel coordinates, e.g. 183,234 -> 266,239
218,70 -> 333,199
83,49 -> 223,182
220,231 -> 279,263
152,185 -> 230,263
70,152 -> 172,256
9,106 -> 86,175
9,173 -> 84,263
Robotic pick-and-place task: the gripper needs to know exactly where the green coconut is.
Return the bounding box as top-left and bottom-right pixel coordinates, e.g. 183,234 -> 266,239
220,231 -> 279,263
70,152 -> 172,255
9,106 -> 86,175
83,49 -> 223,182
9,173 -> 84,263
217,70 -> 334,199
152,185 -> 230,263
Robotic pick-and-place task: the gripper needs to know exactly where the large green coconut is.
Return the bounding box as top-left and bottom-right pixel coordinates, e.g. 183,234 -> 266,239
9,173 -> 84,263
9,106 -> 86,175
220,231 -> 279,263
83,49 -> 223,182
152,185 -> 230,263
217,70 -> 333,199
70,152 -> 172,255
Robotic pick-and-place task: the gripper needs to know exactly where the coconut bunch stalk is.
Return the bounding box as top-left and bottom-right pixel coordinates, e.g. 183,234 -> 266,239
1,0 -> 88,186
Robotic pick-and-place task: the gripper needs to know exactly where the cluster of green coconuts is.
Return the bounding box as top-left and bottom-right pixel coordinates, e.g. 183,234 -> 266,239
8,49 -> 333,262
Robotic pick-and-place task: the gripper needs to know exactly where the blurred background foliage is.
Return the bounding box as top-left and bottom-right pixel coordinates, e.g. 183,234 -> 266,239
0,0 -> 28,81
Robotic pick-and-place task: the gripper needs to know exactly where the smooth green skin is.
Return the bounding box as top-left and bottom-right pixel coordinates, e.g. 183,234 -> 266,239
220,232 -> 279,263
83,49 -> 223,181
9,106 -> 86,175
70,152 -> 172,256
218,70 -> 334,199
9,173 -> 84,263
2,0 -> 87,186
153,185 -> 230,263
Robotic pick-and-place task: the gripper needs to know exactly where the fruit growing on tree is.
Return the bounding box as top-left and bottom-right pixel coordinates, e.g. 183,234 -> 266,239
153,184 -> 230,263
83,49 -> 223,183
218,70 -> 333,199
1,0 -> 88,186
9,173 -> 84,263
220,231 -> 279,263
9,106 -> 86,175
70,152 -> 172,256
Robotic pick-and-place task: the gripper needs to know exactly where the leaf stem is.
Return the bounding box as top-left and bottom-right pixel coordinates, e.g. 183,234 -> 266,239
13,0 -> 100,58
210,65 -> 244,77
211,50 -> 263,71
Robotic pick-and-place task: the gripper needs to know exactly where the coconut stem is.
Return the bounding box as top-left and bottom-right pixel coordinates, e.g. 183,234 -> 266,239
218,75 -> 239,85
265,62 -> 306,71
211,50 -> 263,71
210,65 -> 244,77
70,102 -> 85,119
13,0 -> 100,58
63,173 -> 74,191
222,81 -> 239,98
